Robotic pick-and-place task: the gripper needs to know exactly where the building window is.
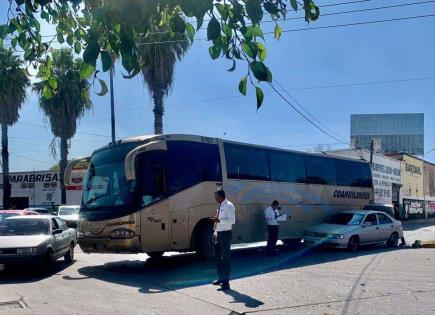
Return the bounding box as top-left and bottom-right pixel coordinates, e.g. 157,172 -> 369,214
21,183 -> 28,189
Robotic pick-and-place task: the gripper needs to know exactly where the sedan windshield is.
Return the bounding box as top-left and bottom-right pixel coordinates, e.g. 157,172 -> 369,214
326,213 -> 365,226
59,207 -> 80,216
0,219 -> 50,236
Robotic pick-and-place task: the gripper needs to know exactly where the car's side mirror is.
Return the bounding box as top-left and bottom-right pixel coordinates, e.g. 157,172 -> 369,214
52,229 -> 62,235
363,222 -> 372,227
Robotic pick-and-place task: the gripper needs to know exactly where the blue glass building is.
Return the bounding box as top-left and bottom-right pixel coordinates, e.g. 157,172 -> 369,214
351,113 -> 424,156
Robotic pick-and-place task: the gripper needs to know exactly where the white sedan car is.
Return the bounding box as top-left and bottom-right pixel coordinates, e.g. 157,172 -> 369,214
303,210 -> 403,251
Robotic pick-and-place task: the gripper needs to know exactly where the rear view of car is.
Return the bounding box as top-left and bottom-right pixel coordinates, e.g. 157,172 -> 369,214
0,210 -> 39,222
57,205 -> 80,228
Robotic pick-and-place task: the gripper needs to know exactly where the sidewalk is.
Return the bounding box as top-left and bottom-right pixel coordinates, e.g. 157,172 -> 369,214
402,217 -> 435,226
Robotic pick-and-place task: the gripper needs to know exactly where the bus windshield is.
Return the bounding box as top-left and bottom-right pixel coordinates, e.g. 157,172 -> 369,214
82,143 -> 138,211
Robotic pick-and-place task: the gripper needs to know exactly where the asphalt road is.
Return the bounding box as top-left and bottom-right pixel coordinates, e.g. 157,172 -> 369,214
1,222 -> 434,315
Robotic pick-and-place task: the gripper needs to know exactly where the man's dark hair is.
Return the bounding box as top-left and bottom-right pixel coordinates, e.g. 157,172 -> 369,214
272,200 -> 279,206
216,188 -> 226,200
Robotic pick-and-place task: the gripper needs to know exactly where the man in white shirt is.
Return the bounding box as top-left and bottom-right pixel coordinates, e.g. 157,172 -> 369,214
264,200 -> 281,255
211,188 -> 236,291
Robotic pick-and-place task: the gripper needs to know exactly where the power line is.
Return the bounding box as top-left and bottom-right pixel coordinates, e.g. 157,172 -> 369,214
268,82 -> 349,144
1,119 -> 111,139
10,152 -> 53,165
91,75 -> 435,115
272,79 -> 348,143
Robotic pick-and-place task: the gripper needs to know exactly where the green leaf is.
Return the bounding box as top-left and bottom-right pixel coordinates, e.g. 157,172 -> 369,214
74,42 -> 81,54
227,59 -> 236,72
80,62 -> 95,80
57,33 -> 64,44
170,15 -> 186,33
207,16 -> 221,41
83,40 -> 100,65
250,61 -> 269,82
256,86 -> 264,110
100,51 -> 112,72
96,79 -> 108,96
264,2 -> 279,15
274,24 -> 282,40
252,25 -> 264,40
239,77 -> 247,96
290,0 -> 298,11
256,42 -> 267,61
48,78 -> 57,89
0,37 -> 3,48
186,23 -> 195,43
242,42 -> 257,59
42,85 -> 52,99
208,45 -> 221,60
66,35 -> 73,46
245,0 -> 263,24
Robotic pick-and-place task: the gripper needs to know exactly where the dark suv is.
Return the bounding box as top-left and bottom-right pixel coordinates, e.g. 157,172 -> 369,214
362,204 -> 395,217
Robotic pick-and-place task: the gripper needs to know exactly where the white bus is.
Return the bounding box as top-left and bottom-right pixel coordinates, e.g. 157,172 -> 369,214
65,134 -> 373,258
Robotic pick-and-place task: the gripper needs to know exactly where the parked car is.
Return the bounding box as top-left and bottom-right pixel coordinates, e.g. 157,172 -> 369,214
362,204 -> 395,217
303,210 -> 403,251
0,210 -> 39,222
0,215 -> 76,271
57,205 -> 80,228
24,207 -> 51,215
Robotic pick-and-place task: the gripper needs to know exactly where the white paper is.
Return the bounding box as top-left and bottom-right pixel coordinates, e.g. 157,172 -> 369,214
277,213 -> 287,222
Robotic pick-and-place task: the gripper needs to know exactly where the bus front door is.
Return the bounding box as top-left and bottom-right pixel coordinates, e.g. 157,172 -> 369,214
140,200 -> 170,253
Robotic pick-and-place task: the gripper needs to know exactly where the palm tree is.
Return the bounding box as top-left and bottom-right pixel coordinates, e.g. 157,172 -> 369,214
0,48 -> 29,209
33,49 -> 92,204
138,26 -> 190,134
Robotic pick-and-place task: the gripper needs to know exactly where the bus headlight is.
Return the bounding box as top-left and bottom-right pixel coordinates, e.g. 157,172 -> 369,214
332,234 -> 345,239
110,229 -> 135,239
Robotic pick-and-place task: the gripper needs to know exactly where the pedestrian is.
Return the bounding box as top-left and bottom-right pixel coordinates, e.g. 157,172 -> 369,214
393,205 -> 407,246
211,188 -> 236,291
264,200 -> 281,255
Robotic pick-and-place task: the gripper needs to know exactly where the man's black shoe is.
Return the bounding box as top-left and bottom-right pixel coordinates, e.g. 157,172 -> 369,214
212,280 -> 222,286
218,283 -> 230,291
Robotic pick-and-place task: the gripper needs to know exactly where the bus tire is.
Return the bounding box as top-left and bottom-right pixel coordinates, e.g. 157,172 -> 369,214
147,251 -> 165,259
282,238 -> 302,247
194,222 -> 214,260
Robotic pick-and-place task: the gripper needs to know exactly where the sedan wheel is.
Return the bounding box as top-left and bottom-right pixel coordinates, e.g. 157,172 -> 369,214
347,236 -> 360,252
64,244 -> 75,264
387,232 -> 399,247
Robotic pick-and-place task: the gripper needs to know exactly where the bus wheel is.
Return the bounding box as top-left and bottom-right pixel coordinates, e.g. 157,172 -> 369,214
194,223 -> 214,260
282,238 -> 302,247
147,252 -> 164,259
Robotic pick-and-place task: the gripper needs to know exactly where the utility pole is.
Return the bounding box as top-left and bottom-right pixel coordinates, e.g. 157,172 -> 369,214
109,63 -> 116,145
370,139 -> 374,166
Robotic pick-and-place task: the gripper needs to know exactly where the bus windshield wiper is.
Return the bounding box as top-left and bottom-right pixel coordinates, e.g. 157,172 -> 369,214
84,193 -> 109,206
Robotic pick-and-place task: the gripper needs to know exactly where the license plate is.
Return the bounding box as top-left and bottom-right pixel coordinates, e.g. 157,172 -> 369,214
0,264 -> 4,271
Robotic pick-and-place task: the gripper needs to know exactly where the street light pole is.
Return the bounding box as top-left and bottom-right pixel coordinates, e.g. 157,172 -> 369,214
109,64 -> 116,145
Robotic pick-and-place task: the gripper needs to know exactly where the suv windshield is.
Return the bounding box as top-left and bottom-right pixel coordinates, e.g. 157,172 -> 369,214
58,207 -> 80,215
326,213 -> 365,226
0,219 -> 50,236
82,143 -> 138,210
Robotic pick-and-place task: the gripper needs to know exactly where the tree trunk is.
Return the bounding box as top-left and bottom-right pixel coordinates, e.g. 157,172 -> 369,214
153,90 -> 165,135
1,123 -> 11,209
59,136 -> 68,205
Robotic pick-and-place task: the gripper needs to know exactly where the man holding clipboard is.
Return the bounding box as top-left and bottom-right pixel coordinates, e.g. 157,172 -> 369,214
264,200 -> 286,255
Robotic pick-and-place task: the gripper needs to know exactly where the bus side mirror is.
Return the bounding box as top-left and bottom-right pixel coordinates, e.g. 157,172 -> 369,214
64,157 -> 90,186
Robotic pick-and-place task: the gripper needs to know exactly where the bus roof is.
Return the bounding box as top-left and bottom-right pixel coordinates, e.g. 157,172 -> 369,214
93,134 -> 367,164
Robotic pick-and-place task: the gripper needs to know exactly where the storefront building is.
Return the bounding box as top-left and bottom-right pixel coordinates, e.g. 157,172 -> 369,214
0,167 -> 85,210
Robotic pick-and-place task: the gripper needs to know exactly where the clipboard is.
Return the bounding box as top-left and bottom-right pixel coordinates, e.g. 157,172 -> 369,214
277,213 -> 287,222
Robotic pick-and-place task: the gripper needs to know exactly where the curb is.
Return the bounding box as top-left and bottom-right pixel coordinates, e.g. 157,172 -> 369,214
403,218 -> 435,226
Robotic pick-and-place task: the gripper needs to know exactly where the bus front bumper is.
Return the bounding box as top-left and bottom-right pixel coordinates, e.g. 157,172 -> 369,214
78,235 -> 141,254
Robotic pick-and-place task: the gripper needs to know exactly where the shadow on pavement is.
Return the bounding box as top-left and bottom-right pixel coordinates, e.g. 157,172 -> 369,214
73,243 -> 409,295
224,288 -> 264,308
0,260 -> 75,284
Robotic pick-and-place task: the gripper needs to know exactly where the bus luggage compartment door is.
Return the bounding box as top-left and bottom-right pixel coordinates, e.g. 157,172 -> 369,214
170,209 -> 189,250
140,200 -> 170,252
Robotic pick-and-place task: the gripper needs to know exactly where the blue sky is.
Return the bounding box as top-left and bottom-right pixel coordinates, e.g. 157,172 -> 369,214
1,0 -> 435,171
